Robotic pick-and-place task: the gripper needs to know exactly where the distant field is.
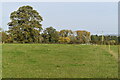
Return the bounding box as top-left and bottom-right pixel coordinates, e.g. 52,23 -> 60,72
2,44 -> 118,78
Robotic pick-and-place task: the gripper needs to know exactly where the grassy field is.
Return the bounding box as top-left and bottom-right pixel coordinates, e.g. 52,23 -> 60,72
2,44 -> 118,78
0,45 -> 1,79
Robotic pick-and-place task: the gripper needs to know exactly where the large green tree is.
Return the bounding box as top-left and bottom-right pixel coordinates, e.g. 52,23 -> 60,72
42,27 -> 59,43
8,5 -> 43,43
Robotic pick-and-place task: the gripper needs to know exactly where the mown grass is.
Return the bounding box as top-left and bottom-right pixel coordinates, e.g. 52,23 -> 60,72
2,44 -> 118,78
0,44 -> 2,79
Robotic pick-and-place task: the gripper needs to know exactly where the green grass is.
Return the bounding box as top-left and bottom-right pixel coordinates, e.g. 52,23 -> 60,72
2,44 -> 118,78
110,45 -> 118,53
0,44 -> 2,79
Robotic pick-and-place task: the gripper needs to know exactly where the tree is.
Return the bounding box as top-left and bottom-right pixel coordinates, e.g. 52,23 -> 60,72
59,30 -> 73,37
91,35 -> 98,44
118,36 -> 120,44
42,27 -> 59,43
59,29 -> 73,43
0,28 -> 2,32
0,28 -> 10,43
69,35 -> 77,44
0,28 -> 2,43
2,31 -> 8,43
8,5 -> 43,43
58,37 -> 70,43
76,30 -> 90,43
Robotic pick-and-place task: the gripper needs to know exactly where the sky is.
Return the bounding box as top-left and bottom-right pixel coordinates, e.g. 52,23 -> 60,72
1,2 -> 118,35
0,0 -> 119,2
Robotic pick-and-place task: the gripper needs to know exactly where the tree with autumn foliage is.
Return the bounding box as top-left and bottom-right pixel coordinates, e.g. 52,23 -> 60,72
58,29 -> 73,43
58,37 -> 70,43
76,30 -> 91,43
8,5 -> 43,43
59,30 -> 73,37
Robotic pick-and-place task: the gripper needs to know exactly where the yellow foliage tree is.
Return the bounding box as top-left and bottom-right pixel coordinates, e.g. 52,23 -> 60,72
76,30 -> 91,43
58,37 -> 70,43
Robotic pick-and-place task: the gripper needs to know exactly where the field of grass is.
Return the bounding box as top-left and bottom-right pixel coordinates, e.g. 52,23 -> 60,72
2,44 -> 118,78
110,45 -> 119,54
0,45 -> 2,79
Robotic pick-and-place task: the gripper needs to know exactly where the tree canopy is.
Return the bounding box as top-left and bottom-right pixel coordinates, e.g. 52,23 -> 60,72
8,5 -> 43,43
42,27 -> 59,43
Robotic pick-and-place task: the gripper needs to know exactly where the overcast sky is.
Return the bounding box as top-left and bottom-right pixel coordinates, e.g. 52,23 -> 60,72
1,2 -> 118,35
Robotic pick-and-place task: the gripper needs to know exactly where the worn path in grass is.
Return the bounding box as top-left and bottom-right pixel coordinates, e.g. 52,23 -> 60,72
2,44 -> 118,78
100,45 -> 118,61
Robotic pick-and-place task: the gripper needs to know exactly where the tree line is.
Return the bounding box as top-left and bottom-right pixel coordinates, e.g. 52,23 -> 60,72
0,5 -> 119,45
